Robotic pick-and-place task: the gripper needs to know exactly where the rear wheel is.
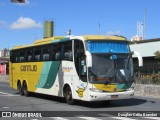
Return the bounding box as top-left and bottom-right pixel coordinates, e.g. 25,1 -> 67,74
65,86 -> 74,105
17,81 -> 23,95
23,82 -> 30,97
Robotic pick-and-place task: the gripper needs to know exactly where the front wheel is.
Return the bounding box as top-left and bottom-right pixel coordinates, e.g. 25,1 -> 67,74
65,87 -> 75,105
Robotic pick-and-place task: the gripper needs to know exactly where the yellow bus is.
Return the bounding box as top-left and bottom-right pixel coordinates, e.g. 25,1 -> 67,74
10,35 -> 140,104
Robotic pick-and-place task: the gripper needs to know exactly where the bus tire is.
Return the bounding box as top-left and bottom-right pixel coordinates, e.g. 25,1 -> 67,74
65,86 -> 74,105
17,81 -> 23,96
23,81 -> 29,97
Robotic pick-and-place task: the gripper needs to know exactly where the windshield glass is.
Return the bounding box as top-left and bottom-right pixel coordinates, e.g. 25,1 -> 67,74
89,53 -> 133,84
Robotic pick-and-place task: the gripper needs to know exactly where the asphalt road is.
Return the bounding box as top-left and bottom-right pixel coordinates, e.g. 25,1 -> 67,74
0,75 -> 160,120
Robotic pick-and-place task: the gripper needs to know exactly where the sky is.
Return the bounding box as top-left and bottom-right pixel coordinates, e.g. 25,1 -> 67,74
0,0 -> 160,49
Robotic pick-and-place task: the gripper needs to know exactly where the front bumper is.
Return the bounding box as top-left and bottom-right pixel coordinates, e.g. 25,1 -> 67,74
87,90 -> 134,101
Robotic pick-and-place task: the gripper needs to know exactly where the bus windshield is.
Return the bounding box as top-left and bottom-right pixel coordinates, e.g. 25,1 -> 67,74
86,40 -> 134,84
88,53 -> 134,84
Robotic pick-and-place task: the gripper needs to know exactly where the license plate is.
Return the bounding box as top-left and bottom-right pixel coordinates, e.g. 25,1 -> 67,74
111,95 -> 118,98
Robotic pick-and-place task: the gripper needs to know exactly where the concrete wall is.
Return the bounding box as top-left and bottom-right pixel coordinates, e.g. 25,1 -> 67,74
135,84 -> 160,97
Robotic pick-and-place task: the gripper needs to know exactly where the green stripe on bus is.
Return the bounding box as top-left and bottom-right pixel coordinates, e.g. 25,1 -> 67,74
116,83 -> 132,90
36,62 -> 52,88
43,61 -> 61,89
36,61 -> 61,89
116,84 -> 125,89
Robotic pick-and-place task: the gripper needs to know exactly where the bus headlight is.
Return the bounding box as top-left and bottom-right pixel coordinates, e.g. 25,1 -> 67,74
89,88 -> 103,92
126,83 -> 135,91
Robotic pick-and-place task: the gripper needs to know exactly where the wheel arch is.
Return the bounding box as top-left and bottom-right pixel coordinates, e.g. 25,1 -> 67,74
17,79 -> 21,89
22,80 -> 26,86
63,83 -> 73,97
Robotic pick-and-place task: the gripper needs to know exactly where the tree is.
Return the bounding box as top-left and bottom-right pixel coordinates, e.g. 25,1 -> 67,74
154,51 -> 160,59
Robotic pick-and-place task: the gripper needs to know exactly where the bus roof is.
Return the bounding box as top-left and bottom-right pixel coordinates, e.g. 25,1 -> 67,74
82,35 -> 127,41
11,35 -> 127,50
11,36 -> 65,50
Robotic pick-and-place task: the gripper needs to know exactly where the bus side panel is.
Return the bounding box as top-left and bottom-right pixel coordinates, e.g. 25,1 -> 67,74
10,63 -> 20,89
10,62 -> 43,92
35,61 -> 85,99
35,61 -> 61,95
9,62 -> 13,88
57,61 -> 88,101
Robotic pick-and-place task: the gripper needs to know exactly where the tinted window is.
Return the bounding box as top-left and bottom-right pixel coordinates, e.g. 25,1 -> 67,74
19,51 -> 26,62
27,49 -> 33,62
33,48 -> 41,61
42,47 -> 51,61
53,44 -> 61,61
62,41 -> 73,61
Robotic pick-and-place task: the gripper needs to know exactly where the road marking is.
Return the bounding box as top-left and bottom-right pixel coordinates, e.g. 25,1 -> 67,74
143,117 -> 160,120
0,92 -> 19,96
50,117 -> 69,120
2,107 -> 10,109
111,117 -> 136,120
98,113 -> 112,117
78,117 -> 102,120
0,84 -> 10,88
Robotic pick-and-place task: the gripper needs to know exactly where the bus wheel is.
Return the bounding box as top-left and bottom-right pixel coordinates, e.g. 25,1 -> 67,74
65,86 -> 74,105
17,81 -> 23,95
23,82 -> 29,97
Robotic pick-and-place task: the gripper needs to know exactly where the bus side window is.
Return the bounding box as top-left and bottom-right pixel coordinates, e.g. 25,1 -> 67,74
16,56 -> 19,62
33,48 -> 41,61
43,54 -> 50,61
15,52 -> 20,62
51,46 -> 55,61
10,51 -> 17,63
19,50 -> 25,62
55,52 -> 60,60
54,44 -> 61,61
62,41 -> 73,61
27,49 -> 33,62
42,47 -> 50,61
20,56 -> 25,62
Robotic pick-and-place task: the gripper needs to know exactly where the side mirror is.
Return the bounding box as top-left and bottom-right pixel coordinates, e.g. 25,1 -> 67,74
132,51 -> 143,67
85,51 -> 92,67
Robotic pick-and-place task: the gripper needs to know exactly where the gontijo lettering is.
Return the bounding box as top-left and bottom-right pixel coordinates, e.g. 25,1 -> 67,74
20,65 -> 37,71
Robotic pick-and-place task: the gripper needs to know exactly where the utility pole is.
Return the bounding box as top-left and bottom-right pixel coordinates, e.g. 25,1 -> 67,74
98,23 -> 101,34
143,9 -> 146,40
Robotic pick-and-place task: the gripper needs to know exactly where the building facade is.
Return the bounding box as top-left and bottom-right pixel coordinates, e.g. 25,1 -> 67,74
0,48 -> 9,75
130,38 -> 160,76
